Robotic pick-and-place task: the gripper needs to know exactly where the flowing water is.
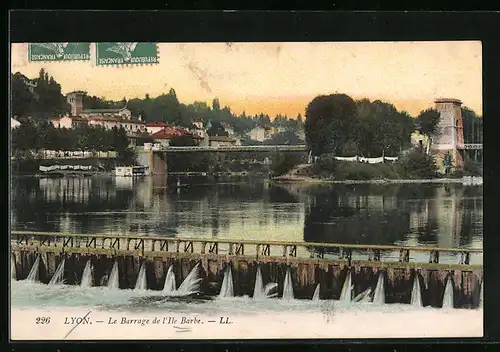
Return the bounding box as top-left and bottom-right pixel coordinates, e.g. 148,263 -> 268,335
353,288 -> 372,303
174,263 -> 202,296
410,275 -> 423,307
162,266 -> 176,294
253,267 -> 265,299
10,177 -> 483,315
373,272 -> 385,304
219,265 -> 234,298
134,262 -> 147,291
442,277 -> 454,309
312,284 -> 320,301
253,267 -> 278,299
80,260 -> 93,288
340,271 -> 353,302
282,268 -> 294,300
107,261 -> 119,289
48,258 -> 65,286
25,255 -> 40,282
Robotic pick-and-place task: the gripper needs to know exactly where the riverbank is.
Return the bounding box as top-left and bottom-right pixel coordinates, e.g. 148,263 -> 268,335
11,156 -> 119,175
271,175 -> 481,185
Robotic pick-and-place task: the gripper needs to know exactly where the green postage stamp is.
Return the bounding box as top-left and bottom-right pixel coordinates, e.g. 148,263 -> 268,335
28,43 -> 91,62
95,42 -> 158,66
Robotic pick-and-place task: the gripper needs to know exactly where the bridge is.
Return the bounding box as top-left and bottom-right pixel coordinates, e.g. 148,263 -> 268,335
150,144 -> 308,153
142,144 -> 308,175
11,231 -> 483,307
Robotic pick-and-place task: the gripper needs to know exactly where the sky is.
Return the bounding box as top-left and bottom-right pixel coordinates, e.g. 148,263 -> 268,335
11,41 -> 482,117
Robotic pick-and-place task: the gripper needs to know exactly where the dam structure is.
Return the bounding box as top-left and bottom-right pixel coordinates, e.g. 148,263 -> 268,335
11,231 -> 483,309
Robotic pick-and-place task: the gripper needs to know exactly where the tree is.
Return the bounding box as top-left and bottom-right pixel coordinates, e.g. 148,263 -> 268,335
305,94 -> 358,157
212,98 -> 221,111
399,149 -> 438,179
416,108 -> 441,153
270,152 -> 304,177
461,107 -> 482,144
207,121 -> 229,137
263,129 -> 304,145
11,73 -> 35,118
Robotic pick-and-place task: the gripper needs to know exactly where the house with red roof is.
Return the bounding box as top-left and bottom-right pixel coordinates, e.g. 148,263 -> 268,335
150,127 -> 203,146
145,121 -> 170,135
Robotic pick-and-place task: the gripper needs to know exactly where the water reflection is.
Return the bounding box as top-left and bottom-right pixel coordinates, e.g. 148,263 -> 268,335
10,176 -> 483,249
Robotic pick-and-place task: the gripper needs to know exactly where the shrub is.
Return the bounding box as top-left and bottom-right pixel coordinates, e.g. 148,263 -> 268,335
317,153 -> 337,173
270,152 -> 303,177
399,149 -> 438,179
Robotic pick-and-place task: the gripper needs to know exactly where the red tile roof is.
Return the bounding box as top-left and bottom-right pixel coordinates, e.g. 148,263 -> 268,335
151,127 -> 202,140
151,127 -> 184,140
145,121 -> 169,127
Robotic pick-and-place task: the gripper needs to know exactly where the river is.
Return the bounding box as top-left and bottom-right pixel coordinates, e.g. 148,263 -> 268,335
10,175 -> 483,249
10,175 -> 484,339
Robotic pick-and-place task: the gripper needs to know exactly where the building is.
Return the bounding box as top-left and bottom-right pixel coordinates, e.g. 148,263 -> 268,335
150,127 -> 203,147
81,107 -> 132,120
209,136 -> 239,147
145,121 -> 170,135
50,115 -> 88,129
11,117 -> 21,129
189,119 -> 209,147
86,115 -> 145,134
411,131 -> 430,150
220,122 -> 235,136
431,98 -> 465,172
247,125 -> 273,142
66,91 -> 86,116
190,119 -> 206,138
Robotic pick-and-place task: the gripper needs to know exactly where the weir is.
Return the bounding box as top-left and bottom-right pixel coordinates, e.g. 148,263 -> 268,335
11,231 -> 483,309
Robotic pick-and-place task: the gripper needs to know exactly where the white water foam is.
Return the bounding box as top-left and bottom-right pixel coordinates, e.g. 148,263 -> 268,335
312,284 -> 320,301
172,263 -> 202,297
107,261 -> 119,289
134,262 -> 147,291
410,274 -> 423,307
219,265 -> 234,298
162,266 -> 176,294
282,268 -> 294,300
48,258 -> 66,286
373,271 -> 385,304
25,255 -> 40,282
340,270 -> 353,302
80,260 -> 93,288
442,277 -> 454,309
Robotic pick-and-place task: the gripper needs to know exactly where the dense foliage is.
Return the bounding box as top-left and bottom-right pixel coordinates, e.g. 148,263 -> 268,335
305,94 -> 415,158
11,70 -> 70,119
11,119 -> 131,155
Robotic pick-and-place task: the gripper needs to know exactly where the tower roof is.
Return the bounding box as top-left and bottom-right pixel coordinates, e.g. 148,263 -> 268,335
66,90 -> 87,96
434,98 -> 462,105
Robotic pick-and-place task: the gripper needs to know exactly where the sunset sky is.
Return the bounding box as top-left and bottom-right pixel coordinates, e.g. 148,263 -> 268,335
11,41 -> 482,117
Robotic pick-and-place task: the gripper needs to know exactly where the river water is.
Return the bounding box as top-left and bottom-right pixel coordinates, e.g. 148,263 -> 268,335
10,175 -> 483,339
10,175 -> 483,249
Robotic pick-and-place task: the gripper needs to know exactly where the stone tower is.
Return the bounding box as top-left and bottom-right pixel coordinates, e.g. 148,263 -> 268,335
66,91 -> 86,116
432,98 -> 464,171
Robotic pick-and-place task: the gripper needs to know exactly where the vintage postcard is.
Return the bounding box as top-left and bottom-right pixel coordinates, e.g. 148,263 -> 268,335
10,41 -> 483,340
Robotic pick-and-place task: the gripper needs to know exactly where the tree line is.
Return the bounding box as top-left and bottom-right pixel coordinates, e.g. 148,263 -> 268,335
11,119 -> 132,155
304,93 -> 482,158
11,70 -> 69,119
12,69 -> 305,139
